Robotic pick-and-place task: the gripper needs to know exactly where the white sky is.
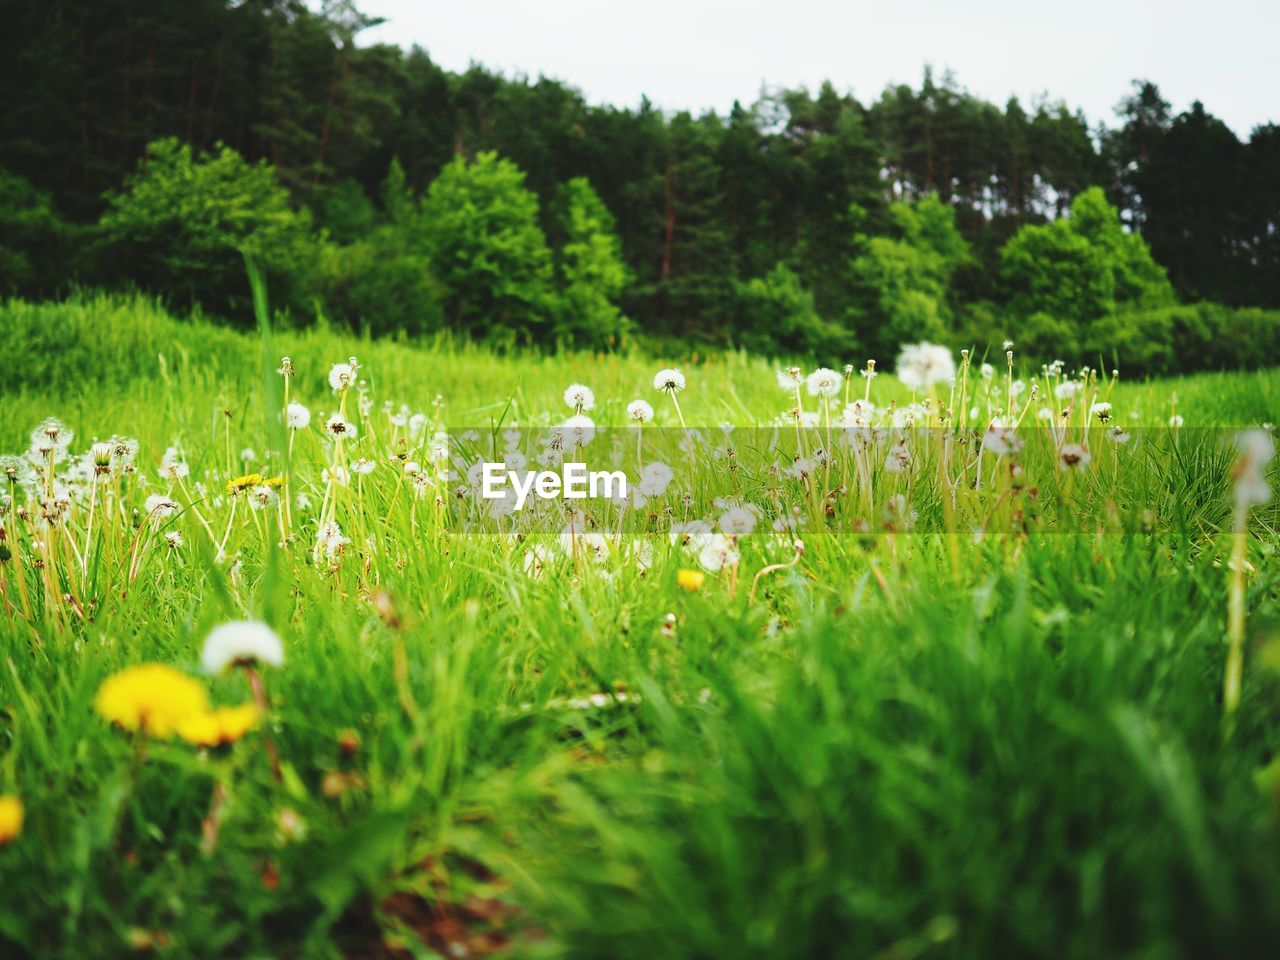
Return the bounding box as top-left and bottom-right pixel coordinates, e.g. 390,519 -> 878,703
348,0 -> 1278,137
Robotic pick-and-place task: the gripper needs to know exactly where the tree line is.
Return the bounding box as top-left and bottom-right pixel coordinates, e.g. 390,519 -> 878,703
2,0 -> 1278,372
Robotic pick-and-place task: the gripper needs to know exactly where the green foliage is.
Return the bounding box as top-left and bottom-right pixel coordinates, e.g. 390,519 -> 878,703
0,293 -> 250,393
854,194 -> 972,356
318,232 -> 443,337
1069,187 -> 1175,308
310,178 -> 379,244
4,1 -> 1279,349
1001,188 -> 1180,362
1000,219 -> 1115,330
0,170 -> 68,296
98,139 -> 319,322
551,177 -> 632,347
1087,303 -> 1280,376
418,151 -> 555,342
735,263 -> 854,357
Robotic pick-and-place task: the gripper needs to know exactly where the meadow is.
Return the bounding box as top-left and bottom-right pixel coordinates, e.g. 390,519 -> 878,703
2,292 -> 1280,959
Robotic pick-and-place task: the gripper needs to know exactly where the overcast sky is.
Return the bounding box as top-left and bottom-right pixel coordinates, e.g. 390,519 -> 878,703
347,0 -> 1277,136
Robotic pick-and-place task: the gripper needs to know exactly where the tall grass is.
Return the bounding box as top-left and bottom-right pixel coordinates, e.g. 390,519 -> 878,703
0,292 -> 1278,958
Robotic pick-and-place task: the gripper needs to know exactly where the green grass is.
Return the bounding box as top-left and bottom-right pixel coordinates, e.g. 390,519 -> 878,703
1,293 -> 1279,959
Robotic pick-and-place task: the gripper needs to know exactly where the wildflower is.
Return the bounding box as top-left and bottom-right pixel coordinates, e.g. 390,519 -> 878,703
324,415 -> 356,439
317,520 -> 351,559
677,569 -> 705,591
91,441 -> 113,473
1169,414 -> 1185,428
164,531 -> 184,549
276,808 -> 307,844
884,440 -> 912,473
563,384 -> 596,412
895,343 -> 955,391
718,506 -> 758,536
278,356 -> 294,376
0,796 -> 22,845
653,369 -> 686,393
248,485 -> 279,510
980,363 -> 995,380
30,418 -> 72,462
861,360 -> 878,381
0,455 -> 33,486
697,533 -> 740,572
96,664 -> 209,738
201,620 -> 285,674
352,458 -> 377,475
1090,402 -> 1113,423
806,368 -> 841,398
637,462 -> 674,497
777,368 -> 804,392
631,538 -> 655,571
1058,444 -> 1092,471
328,361 -> 358,392
627,400 -> 654,423
227,473 -> 263,495
1233,429 -> 1275,509
837,400 -> 874,429
430,432 -> 451,460
1107,425 -> 1132,444
160,446 -> 189,480
560,528 -> 610,564
110,436 -> 139,469
286,402 -> 311,430
982,423 -> 1023,456
559,414 -> 596,447
178,704 -> 260,748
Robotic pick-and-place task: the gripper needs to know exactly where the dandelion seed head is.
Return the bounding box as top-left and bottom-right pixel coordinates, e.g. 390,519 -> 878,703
328,361 -> 357,392
627,400 -> 654,423
895,343 -> 955,391
324,414 -> 356,439
637,462 -> 674,497
563,383 -> 596,412
201,620 -> 284,674
286,402 -> 311,430
806,368 -> 841,398
1058,443 -> 1091,471
653,368 -> 686,393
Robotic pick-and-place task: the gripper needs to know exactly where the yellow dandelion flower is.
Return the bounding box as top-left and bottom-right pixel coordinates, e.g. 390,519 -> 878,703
95,664 -> 209,738
227,473 -> 263,495
261,476 -> 284,489
677,569 -> 705,591
178,704 -> 260,748
0,796 -> 23,845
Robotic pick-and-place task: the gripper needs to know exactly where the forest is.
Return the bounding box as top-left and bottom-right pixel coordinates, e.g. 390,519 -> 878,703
2,0 -> 1278,371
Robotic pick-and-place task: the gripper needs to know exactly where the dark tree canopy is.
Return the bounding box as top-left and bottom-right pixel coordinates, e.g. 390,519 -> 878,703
1,0 -> 1277,367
